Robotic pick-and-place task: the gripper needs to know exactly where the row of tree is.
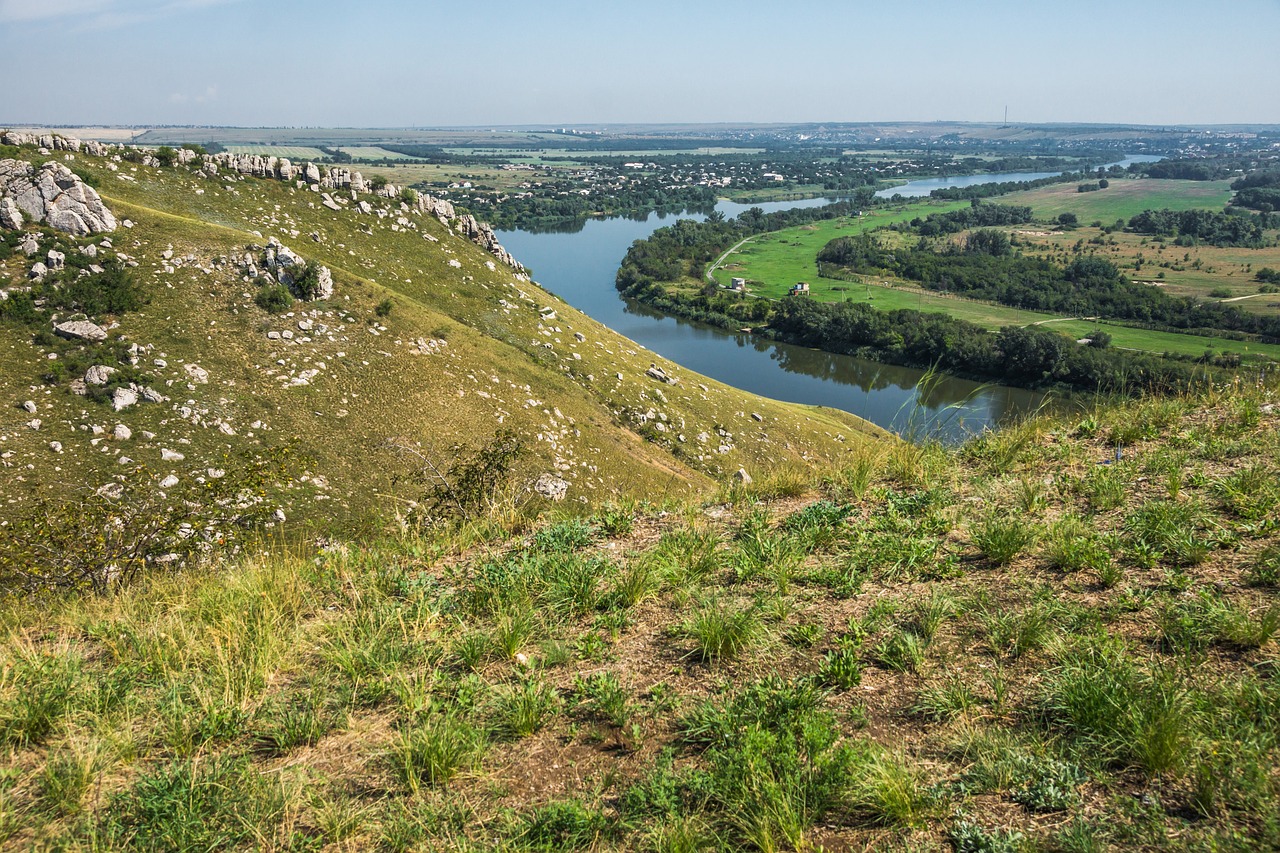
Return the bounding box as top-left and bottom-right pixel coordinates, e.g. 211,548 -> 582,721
817,229 -> 1280,339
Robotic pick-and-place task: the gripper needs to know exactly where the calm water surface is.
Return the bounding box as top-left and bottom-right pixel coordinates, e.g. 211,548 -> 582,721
495,160 -> 1163,440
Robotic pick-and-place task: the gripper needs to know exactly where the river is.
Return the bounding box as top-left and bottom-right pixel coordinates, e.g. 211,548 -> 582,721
495,158 -> 1159,441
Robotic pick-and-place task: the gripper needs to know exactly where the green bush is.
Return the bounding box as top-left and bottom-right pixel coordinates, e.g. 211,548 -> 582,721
254,281 -> 294,313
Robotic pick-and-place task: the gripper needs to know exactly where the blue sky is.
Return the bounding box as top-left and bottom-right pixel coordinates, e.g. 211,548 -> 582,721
1,0 -> 1277,127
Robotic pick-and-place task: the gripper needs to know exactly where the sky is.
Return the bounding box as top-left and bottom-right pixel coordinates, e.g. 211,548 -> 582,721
1,0 -> 1278,128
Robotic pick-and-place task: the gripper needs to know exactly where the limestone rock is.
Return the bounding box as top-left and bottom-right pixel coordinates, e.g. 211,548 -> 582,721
112,387 -> 137,411
534,473 -> 569,502
311,265 -> 334,300
733,468 -> 753,485
184,363 -> 209,384
0,159 -> 117,235
161,448 -> 185,462
54,320 -> 108,342
21,400 -> 37,414
84,365 -> 117,385
0,197 -> 22,230
28,261 -> 47,279
159,475 -> 180,489
113,423 -> 132,441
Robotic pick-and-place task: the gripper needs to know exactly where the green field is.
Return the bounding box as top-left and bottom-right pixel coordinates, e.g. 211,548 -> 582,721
709,204 -> 1280,361
223,144 -> 327,160
1001,178 -> 1235,223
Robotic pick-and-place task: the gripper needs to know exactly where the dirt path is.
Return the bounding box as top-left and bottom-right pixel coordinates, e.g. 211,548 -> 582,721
705,235 -> 757,281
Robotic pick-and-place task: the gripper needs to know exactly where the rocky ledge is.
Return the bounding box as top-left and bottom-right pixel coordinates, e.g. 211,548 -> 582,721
0,159 -> 117,235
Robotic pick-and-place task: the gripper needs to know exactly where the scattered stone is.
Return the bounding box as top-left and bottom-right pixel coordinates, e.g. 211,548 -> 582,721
18,234 -> 39,255
49,441 -> 63,453
160,448 -> 185,462
751,412 -> 764,422
21,400 -> 36,414
184,363 -> 209,384
28,261 -> 47,279
113,424 -> 132,441
46,249 -> 65,270
645,363 -> 676,384
159,475 -> 179,489
96,483 -> 124,499
733,468 -> 753,485
26,419 -> 41,430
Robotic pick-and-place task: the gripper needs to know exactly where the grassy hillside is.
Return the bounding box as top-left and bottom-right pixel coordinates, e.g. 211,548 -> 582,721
0,381 -> 1276,850
0,145 -> 881,531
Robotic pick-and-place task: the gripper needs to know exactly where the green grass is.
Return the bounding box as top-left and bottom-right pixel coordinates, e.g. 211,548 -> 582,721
0,381 -> 1275,848
703,196 -> 1280,360
1000,177 -> 1236,223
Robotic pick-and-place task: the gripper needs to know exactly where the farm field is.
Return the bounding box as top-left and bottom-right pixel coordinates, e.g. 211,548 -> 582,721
223,144 -> 327,160
709,206 -> 1280,361
443,147 -> 766,159
1001,178 -> 1236,223
337,146 -> 418,160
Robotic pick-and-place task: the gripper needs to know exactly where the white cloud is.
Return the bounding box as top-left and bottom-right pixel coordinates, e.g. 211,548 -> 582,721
0,0 -> 241,25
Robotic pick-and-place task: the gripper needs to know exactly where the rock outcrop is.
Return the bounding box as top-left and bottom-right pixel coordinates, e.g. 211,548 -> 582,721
0,159 -> 117,235
456,214 -> 526,273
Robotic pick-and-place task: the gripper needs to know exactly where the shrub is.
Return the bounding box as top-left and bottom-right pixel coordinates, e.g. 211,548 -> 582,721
254,281 -> 294,313
0,450 -> 290,593
375,298 -> 393,317
394,429 -> 525,527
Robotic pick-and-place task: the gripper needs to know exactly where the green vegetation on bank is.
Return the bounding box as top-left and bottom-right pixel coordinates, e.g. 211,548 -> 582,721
1,381 -> 1278,850
616,202 -> 1275,394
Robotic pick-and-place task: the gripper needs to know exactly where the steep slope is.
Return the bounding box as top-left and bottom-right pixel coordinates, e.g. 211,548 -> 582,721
0,138 -> 883,529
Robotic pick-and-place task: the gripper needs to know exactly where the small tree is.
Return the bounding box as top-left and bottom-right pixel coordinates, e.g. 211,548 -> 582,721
0,449 -> 293,593
390,430 -> 526,528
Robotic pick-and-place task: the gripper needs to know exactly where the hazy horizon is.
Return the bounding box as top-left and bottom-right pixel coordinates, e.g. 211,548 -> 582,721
1,0 -> 1277,128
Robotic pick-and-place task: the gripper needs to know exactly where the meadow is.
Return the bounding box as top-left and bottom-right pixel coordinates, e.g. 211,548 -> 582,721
708,196 -> 1280,360
1000,178 -> 1236,224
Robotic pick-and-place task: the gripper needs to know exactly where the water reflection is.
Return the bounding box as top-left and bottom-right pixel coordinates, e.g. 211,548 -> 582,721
495,162 -> 1164,441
